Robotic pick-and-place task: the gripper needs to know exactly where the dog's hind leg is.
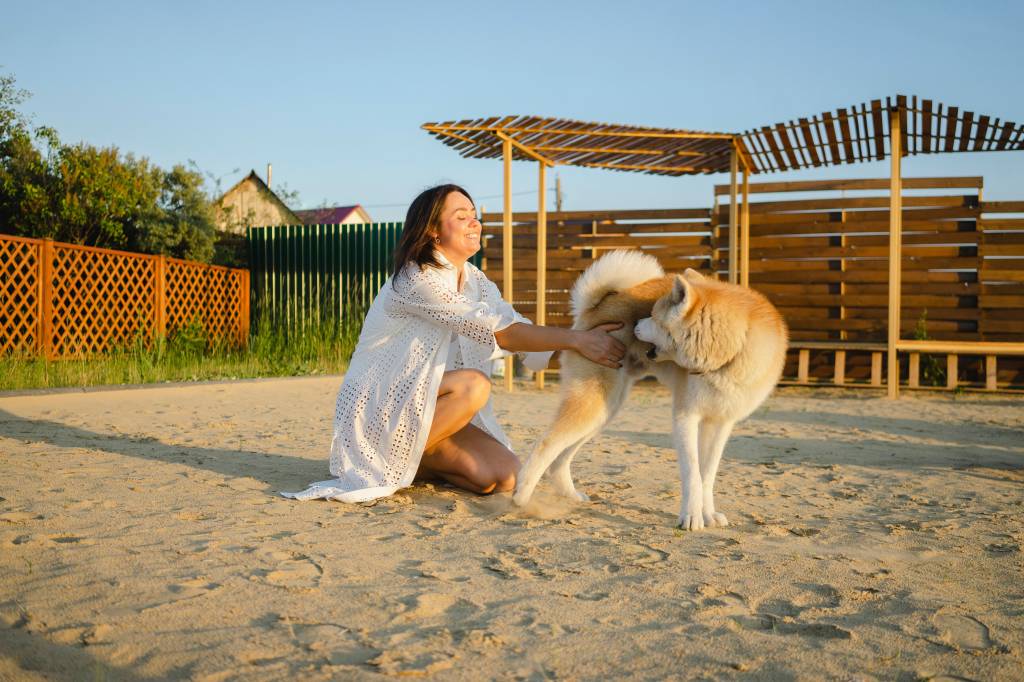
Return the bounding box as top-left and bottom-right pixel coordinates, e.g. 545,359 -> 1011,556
547,380 -> 632,502
513,381 -> 612,507
698,419 -> 735,528
546,430 -> 598,502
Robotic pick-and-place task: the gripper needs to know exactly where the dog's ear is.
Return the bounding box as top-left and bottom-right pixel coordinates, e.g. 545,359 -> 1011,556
682,268 -> 704,283
669,273 -> 691,306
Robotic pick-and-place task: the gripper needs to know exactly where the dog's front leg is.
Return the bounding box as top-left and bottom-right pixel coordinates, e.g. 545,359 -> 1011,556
672,412 -> 704,530
698,419 -> 734,528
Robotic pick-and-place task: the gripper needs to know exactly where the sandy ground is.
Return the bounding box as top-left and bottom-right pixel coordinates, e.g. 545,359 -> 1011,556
0,376 -> 1022,681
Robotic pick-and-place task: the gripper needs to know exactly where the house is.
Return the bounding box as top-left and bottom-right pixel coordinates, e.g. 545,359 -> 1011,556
294,205 -> 372,226
215,170 -> 300,234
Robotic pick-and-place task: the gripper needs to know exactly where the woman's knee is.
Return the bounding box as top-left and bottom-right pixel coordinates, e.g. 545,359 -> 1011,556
453,369 -> 490,409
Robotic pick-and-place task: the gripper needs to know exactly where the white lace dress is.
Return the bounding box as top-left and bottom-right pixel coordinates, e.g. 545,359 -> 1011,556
282,252 -> 529,503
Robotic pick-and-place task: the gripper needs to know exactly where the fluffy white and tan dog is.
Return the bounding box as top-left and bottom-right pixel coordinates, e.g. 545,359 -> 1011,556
514,250 -> 788,529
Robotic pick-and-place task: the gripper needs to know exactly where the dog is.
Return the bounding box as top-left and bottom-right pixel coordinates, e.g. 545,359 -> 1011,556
513,250 -> 788,530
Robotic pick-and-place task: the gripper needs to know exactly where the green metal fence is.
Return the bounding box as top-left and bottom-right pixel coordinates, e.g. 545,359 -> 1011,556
247,222 -> 404,332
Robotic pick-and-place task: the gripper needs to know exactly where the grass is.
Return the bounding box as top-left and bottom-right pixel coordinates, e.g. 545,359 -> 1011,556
0,305 -> 364,392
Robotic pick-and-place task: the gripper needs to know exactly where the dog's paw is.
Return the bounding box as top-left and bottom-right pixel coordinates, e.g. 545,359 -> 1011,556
678,497 -> 704,530
570,490 -> 590,503
511,489 -> 531,507
703,511 -> 729,528
677,513 -> 705,531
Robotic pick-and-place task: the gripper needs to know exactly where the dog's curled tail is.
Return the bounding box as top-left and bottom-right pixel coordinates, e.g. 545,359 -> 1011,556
570,249 -> 664,319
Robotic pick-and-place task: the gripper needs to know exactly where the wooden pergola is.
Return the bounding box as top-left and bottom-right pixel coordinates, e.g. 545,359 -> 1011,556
423,96 -> 1024,397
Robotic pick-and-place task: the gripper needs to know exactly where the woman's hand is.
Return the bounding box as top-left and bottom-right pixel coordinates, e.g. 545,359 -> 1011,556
573,322 -> 626,368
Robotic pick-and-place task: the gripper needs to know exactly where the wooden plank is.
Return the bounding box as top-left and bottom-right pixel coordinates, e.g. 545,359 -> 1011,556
798,349 -> 809,383
717,175 -> 985,196
481,208 -> 710,223
946,354 -> 958,389
821,111 -> 841,165
760,125 -> 789,171
981,201 -> 1024,212
959,111 -> 974,152
871,99 -> 886,160
986,355 -> 998,391
944,107 -> 959,152
837,108 -> 855,164
921,99 -> 933,153
834,349 -> 846,384
798,118 -> 821,167
908,353 -> 920,388
974,115 -> 991,151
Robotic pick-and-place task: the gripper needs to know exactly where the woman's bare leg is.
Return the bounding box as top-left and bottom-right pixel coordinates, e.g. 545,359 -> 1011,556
418,423 -> 519,494
425,369 -> 491,450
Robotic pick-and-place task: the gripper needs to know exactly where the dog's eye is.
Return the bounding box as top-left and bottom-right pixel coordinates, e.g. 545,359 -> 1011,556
646,346 -> 657,360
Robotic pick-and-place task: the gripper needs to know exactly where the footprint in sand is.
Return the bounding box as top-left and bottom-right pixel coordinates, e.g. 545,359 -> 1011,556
932,610 -> 994,652
294,624 -> 377,665
390,592 -> 479,624
259,553 -> 323,589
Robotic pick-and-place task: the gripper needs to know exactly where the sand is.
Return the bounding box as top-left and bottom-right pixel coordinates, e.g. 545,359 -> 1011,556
1,376 -> 1022,681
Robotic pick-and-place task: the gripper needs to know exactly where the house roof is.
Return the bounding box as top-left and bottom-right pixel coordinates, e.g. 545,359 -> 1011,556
294,205 -> 370,225
424,96 -> 1024,176
217,170 -> 299,222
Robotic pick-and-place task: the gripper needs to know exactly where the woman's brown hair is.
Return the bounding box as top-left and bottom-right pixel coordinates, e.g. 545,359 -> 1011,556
390,184 -> 473,287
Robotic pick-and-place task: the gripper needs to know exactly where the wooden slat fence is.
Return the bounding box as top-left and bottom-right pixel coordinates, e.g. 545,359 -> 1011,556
480,208 -> 714,327
713,177 -> 1024,388
0,234 -> 249,359
480,177 -> 1022,390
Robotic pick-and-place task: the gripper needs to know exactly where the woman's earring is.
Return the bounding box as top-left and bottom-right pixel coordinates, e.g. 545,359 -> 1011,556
433,236 -> 441,244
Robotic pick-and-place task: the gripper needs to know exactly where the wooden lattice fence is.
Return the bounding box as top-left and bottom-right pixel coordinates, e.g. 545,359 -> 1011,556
0,235 -> 249,359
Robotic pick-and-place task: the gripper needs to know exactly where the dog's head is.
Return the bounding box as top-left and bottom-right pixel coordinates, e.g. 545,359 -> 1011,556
635,269 -> 747,374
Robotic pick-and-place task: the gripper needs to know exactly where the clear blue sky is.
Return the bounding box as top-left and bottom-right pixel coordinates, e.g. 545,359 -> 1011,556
4,0 -> 1024,221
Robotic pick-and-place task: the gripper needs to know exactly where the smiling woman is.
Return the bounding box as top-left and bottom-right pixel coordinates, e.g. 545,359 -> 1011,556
282,184 -> 626,504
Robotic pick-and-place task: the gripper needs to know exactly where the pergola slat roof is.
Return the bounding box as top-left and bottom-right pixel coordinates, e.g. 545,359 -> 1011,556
423,95 -> 1024,176
423,115 -> 736,176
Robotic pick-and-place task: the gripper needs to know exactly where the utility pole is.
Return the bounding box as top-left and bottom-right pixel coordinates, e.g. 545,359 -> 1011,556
555,174 -> 563,212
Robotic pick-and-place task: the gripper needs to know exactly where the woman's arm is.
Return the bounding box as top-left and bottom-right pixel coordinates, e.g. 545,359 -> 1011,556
494,322 -> 626,369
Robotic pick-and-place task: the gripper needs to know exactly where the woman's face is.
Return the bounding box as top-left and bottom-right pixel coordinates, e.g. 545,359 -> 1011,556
434,191 -> 481,264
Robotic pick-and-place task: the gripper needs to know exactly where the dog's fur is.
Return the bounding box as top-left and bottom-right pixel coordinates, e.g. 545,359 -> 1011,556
512,250 -> 788,529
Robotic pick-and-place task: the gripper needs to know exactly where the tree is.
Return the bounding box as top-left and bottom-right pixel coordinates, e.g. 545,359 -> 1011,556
0,72 -> 217,262
136,164 -> 216,262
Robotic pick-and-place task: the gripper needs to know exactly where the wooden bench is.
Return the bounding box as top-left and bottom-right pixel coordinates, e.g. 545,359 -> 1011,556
785,340 -> 1024,391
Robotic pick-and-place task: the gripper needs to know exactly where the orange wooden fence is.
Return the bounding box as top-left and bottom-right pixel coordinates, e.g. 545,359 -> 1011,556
0,235 -> 249,359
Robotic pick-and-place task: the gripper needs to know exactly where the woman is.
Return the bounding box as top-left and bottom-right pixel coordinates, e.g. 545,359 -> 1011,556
283,184 -> 624,503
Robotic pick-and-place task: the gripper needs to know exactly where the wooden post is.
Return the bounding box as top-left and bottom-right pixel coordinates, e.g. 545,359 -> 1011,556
946,354 -> 958,390
985,355 -> 997,391
40,239 -> 55,360
154,255 -> 167,340
240,268 -> 251,345
908,353 -> 920,388
871,352 -> 883,387
833,350 -> 846,385
797,349 -> 809,384
728,147 -> 739,285
887,107 -> 903,399
502,137 -> 514,391
740,163 -> 750,288
536,161 -> 547,389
